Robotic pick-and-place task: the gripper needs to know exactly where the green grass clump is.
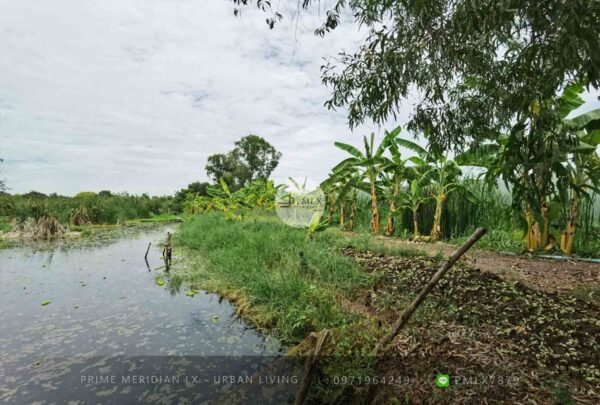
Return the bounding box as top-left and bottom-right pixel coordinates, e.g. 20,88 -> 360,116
174,212 -> 374,343
321,229 -> 428,257
448,228 -> 523,254
124,213 -> 182,224
0,216 -> 12,233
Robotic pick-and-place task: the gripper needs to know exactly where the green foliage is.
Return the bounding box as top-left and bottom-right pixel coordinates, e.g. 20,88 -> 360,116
184,178 -> 279,220
0,157 -> 5,192
319,87 -> 600,254
174,212 -> 372,342
236,1 -> 600,154
0,192 -> 177,225
306,212 -> 329,240
455,83 -> 600,253
205,135 -> 281,191
0,217 -> 12,233
174,181 -> 211,204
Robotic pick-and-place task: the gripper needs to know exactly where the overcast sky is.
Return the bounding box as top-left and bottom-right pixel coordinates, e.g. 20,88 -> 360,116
0,0 -> 391,195
1,1 -> 598,196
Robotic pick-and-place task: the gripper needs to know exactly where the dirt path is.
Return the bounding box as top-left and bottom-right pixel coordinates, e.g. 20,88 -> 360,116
374,236 -> 600,294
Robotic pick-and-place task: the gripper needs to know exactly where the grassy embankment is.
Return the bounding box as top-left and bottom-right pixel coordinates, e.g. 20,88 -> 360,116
173,211 -> 423,342
172,211 -> 600,403
171,211 -> 426,401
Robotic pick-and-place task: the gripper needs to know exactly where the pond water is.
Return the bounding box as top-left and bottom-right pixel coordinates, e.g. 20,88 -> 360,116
0,225 -> 290,404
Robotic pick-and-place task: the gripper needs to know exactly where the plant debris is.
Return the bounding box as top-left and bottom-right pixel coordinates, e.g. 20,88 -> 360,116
340,247 -> 600,403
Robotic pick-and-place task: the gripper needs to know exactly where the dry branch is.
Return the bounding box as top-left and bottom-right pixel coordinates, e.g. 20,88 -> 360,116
376,227 -> 487,351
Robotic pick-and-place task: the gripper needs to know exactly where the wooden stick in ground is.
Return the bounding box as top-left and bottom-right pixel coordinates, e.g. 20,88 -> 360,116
376,227 -> 487,352
294,329 -> 329,405
365,228 -> 486,404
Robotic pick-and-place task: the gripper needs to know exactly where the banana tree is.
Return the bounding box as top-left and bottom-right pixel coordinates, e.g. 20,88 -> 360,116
457,83 -> 600,254
333,132 -> 390,234
398,174 -> 433,240
321,168 -> 361,231
456,134 -> 551,251
398,139 -> 473,241
239,178 -> 281,210
557,98 -> 600,255
559,150 -> 600,255
323,184 -> 338,225
380,127 -> 405,235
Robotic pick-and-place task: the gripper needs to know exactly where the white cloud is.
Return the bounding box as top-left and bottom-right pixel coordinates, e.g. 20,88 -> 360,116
0,0 -> 384,195
0,1 -> 597,195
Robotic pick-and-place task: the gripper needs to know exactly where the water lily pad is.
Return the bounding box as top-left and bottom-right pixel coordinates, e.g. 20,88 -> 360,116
41,300 -> 51,306
211,315 -> 220,323
186,289 -> 199,297
156,279 -> 165,286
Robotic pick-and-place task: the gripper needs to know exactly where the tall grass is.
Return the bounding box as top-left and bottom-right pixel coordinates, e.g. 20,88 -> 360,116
0,192 -> 179,225
174,212 -> 375,342
171,212 -> 433,401
344,179 -> 600,256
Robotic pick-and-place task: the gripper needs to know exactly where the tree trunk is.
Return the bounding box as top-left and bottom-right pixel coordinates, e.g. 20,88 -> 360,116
430,195 -> 444,241
560,191 -> 579,256
348,199 -> 356,232
540,197 -> 551,250
371,184 -> 380,234
412,209 -> 420,241
384,200 -> 396,235
384,181 -> 400,236
525,208 -> 540,251
339,202 -> 346,230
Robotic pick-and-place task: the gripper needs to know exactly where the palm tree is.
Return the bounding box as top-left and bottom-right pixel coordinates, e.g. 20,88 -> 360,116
333,133 -> 390,234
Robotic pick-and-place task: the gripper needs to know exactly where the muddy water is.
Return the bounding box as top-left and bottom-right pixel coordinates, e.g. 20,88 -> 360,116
0,225 -> 284,404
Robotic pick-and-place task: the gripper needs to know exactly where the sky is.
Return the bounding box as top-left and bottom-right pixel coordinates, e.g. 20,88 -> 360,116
0,0 -> 393,195
1,1 -> 598,196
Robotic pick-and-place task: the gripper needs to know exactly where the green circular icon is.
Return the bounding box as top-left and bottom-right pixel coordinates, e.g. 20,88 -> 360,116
436,374 -> 450,388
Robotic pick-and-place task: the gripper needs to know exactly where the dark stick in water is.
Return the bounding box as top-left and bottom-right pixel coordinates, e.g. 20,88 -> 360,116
144,242 -> 151,271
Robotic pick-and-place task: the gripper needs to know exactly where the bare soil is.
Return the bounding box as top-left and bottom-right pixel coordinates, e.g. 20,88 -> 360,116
335,247 -> 600,404
375,236 -> 600,294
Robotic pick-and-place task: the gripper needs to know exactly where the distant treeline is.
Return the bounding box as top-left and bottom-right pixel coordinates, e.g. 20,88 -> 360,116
0,135 -> 282,228
0,191 -> 179,225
